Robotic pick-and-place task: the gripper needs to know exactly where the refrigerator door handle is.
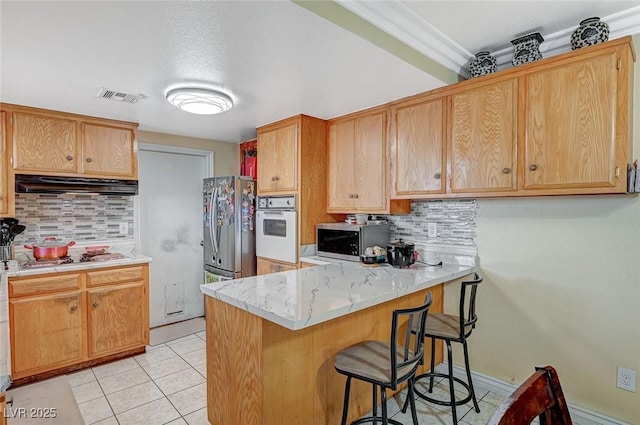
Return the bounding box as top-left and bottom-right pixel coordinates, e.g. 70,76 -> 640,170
210,187 -> 219,253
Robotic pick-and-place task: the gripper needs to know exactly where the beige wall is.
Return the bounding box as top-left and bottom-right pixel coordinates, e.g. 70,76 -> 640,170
138,130 -> 239,177
445,36 -> 640,422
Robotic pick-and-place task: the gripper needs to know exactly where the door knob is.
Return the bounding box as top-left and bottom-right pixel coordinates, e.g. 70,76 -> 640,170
353,194 -> 359,199
348,194 -> 354,199
502,168 -> 511,174
66,155 -> 73,161
70,305 -> 78,312
86,158 -> 93,163
434,173 -> 441,179
92,300 -> 100,308
529,164 -> 538,171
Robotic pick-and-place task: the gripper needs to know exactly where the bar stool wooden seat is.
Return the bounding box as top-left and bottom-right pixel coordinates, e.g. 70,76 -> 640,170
334,292 -> 433,425
412,273 -> 483,424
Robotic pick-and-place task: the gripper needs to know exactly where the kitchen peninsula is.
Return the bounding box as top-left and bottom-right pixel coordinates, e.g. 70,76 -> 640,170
200,254 -> 476,425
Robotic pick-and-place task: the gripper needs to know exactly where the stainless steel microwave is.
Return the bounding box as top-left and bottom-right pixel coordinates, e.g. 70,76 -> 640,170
316,222 -> 389,261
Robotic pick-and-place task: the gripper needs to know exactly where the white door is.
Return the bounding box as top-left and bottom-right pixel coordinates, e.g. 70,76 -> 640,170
138,144 -> 213,327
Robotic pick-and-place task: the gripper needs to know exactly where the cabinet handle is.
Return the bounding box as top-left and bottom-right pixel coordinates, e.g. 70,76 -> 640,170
529,164 -> 538,171
502,168 -> 511,174
275,176 -> 279,181
348,194 -> 354,199
353,194 -> 359,199
86,157 -> 93,163
271,176 -> 275,181
92,300 -> 100,308
69,305 -> 78,312
434,173 -> 441,180
66,155 -> 73,161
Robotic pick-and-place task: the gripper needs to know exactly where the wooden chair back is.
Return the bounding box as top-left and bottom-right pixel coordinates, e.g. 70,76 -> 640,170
487,365 -> 573,425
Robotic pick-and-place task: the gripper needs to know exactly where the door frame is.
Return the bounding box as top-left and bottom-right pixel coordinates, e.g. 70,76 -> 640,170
135,143 -> 214,248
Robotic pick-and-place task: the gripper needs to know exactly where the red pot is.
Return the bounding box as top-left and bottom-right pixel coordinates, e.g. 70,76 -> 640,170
25,237 -> 76,260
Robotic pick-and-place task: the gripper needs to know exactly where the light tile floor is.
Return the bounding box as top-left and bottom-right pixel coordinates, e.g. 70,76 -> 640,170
63,317 -> 509,425
68,323 -> 210,425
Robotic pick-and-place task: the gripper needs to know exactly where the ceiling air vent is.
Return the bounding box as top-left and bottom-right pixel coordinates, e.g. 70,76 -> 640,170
96,87 -> 144,104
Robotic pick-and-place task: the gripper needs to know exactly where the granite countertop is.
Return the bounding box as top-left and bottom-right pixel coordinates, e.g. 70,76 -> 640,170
4,253 -> 153,278
1,241 -> 152,278
200,252 -> 476,331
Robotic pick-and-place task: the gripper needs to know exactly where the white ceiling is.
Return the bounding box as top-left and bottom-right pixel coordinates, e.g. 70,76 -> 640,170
1,1 -> 639,144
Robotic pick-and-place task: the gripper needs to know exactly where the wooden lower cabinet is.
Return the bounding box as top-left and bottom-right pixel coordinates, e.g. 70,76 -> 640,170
0,392 -> 6,425
8,263 -> 149,381
10,291 -> 84,377
257,257 -> 298,275
88,281 -> 147,358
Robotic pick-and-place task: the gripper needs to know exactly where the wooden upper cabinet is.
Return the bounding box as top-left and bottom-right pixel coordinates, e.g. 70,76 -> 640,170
327,109 -> 387,212
3,104 -> 138,179
391,96 -> 446,197
12,111 -> 77,173
327,119 -> 356,209
0,111 -> 7,215
523,49 -> 621,191
257,121 -> 298,193
449,79 -> 518,193
81,122 -> 136,178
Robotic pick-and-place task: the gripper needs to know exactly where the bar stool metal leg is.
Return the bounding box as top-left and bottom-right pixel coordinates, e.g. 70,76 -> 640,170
341,376 -> 352,425
463,340 -> 480,413
446,341 -> 458,424
428,338 -> 436,392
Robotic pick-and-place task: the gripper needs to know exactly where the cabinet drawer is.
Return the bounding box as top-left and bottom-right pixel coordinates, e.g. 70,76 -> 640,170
9,273 -> 82,297
86,265 -> 144,287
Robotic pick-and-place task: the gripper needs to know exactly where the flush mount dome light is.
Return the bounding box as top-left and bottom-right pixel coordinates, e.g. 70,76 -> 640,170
166,87 -> 233,115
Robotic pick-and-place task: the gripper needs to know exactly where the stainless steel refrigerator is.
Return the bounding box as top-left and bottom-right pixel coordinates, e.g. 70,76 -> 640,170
203,176 -> 256,282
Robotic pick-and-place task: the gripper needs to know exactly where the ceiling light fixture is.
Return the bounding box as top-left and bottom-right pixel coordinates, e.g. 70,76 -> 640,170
166,87 -> 234,115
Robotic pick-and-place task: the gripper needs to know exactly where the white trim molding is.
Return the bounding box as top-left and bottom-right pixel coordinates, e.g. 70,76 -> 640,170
340,1 -> 640,77
434,363 -> 632,425
336,0 -> 473,78
493,6 -> 640,70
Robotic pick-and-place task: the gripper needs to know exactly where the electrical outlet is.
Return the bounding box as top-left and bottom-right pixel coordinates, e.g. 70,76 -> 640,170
119,222 -> 129,235
617,366 -> 637,392
427,223 -> 437,238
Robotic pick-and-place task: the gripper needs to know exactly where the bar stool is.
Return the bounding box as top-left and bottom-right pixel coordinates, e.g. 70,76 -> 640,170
334,292 -> 433,425
412,273 -> 483,424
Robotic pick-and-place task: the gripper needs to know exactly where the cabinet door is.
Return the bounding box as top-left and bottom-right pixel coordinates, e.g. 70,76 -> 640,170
257,123 -> 298,194
87,281 -> 147,358
10,292 -> 83,376
0,111 -> 6,215
524,51 -> 618,190
353,112 -> 386,210
392,97 -> 446,196
274,123 -> 298,192
327,119 -> 355,210
257,257 -> 297,275
81,123 -> 136,178
450,80 -> 518,193
11,111 -> 77,173
257,129 -> 278,192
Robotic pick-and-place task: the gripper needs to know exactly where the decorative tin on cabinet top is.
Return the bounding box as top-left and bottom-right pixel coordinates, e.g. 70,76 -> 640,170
469,51 -> 497,78
511,32 -> 544,66
570,17 -> 609,50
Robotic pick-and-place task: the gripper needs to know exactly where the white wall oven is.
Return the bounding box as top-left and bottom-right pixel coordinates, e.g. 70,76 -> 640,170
256,195 -> 297,264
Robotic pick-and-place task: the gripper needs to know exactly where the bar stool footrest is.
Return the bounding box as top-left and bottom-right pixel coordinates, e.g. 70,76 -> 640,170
350,416 -> 404,425
413,372 -> 473,407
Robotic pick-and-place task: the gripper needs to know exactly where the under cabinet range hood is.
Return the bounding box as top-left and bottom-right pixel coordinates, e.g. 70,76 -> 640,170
15,174 -> 138,196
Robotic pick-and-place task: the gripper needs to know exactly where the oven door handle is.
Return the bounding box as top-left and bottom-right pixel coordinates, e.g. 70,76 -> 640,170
262,211 -> 285,216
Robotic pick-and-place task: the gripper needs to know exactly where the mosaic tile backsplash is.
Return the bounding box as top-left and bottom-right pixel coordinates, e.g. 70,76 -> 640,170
384,199 -> 477,246
14,193 -> 135,244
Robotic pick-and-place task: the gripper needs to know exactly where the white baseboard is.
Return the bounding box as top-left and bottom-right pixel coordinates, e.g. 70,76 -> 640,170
434,363 -> 630,425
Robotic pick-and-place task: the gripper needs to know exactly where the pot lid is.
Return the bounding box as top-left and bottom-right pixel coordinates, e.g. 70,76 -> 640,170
387,239 -> 415,248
